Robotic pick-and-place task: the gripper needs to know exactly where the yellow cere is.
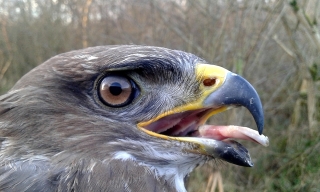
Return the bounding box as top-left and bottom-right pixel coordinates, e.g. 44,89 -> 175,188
196,63 -> 228,98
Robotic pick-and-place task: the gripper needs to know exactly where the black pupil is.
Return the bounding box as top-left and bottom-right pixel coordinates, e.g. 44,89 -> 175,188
109,82 -> 122,96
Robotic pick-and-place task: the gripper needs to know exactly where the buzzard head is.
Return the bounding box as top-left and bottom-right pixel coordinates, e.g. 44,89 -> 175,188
0,45 -> 268,191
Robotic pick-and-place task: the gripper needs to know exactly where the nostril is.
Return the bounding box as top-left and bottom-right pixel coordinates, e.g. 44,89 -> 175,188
203,78 -> 216,86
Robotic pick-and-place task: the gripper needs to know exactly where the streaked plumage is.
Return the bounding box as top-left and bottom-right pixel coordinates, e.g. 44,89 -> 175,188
0,45 -> 268,191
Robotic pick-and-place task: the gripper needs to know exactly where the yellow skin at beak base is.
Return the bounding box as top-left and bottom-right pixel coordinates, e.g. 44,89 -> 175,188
137,64 -> 230,147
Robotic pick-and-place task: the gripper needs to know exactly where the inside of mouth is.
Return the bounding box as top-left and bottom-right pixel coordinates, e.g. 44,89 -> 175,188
143,109 -> 269,147
144,109 -> 208,137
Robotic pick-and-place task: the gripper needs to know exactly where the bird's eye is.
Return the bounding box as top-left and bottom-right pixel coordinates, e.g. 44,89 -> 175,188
98,75 -> 139,107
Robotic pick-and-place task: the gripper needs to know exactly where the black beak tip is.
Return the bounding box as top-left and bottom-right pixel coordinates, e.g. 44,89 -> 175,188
213,140 -> 254,167
257,119 -> 264,135
249,95 -> 264,135
256,119 -> 264,135
249,101 -> 264,135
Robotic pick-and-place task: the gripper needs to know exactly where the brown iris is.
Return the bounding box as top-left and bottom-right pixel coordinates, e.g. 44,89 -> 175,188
99,75 -> 135,107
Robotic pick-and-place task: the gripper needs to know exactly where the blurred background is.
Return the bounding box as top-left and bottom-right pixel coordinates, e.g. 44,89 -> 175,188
0,0 -> 319,191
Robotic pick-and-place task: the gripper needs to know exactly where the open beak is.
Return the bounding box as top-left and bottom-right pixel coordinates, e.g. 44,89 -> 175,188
138,64 -> 268,167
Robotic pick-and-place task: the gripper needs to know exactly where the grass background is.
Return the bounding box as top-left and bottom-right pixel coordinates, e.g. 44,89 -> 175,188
1,0 -> 319,191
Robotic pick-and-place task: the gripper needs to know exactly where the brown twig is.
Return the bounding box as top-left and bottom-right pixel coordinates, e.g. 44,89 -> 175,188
0,16 -> 13,82
81,0 -> 93,48
205,171 -> 224,192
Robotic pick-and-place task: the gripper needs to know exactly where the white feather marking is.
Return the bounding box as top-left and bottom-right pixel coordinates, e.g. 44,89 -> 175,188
110,140 -> 204,192
112,151 -> 136,161
27,155 -> 50,161
88,161 -> 97,172
72,55 -> 98,61
87,56 -> 98,61
0,139 -> 10,150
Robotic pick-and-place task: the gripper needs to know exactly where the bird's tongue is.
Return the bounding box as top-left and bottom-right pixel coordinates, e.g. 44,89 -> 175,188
199,125 -> 269,147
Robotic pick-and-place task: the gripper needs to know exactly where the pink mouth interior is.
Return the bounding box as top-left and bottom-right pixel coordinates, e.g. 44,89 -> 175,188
144,109 -> 269,146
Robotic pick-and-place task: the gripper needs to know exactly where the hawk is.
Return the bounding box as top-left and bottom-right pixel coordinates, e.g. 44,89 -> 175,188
0,45 -> 268,191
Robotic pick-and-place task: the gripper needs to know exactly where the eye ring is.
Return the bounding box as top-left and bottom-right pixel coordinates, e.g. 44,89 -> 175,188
98,75 -> 139,107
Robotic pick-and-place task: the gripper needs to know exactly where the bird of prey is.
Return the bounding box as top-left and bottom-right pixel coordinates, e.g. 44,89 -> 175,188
0,45 -> 268,191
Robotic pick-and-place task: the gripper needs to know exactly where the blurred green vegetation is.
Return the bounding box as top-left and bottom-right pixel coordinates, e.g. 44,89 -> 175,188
0,0 -> 319,191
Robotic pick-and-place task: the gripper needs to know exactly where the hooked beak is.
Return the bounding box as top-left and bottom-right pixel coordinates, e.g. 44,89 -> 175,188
138,64 -> 267,167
